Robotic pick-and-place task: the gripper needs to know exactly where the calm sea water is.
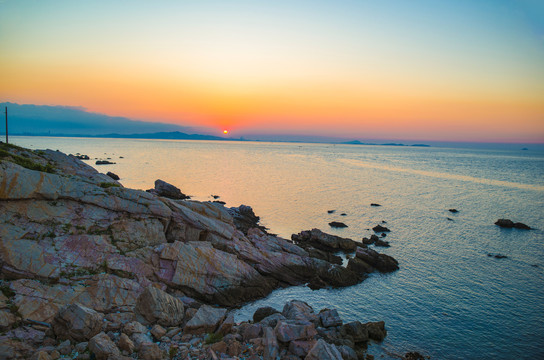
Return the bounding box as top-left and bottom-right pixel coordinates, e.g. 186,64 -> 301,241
12,136 -> 544,359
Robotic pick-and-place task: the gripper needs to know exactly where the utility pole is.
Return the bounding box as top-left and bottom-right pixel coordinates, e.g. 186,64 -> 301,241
4,107 -> 7,144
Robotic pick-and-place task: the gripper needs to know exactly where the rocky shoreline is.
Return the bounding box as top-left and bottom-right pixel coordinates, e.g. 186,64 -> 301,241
0,143 -> 407,359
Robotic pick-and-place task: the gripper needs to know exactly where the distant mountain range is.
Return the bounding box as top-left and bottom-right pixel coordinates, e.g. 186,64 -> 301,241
0,102 -> 211,137
342,140 -> 430,147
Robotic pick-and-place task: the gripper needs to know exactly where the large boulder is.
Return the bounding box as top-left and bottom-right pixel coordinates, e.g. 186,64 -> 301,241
156,241 -> 275,306
135,286 -> 185,327
275,320 -> 317,342
153,179 -> 188,200
253,306 -> 280,323
305,339 -> 343,360
227,205 -> 267,234
88,332 -> 121,360
184,305 -> 227,334
139,342 -> 164,360
366,320 -> 387,341
282,300 -> 318,323
263,326 -> 280,360
292,229 -> 359,252
355,247 -> 399,273
319,309 -> 342,328
52,304 -> 104,342
342,321 -> 369,343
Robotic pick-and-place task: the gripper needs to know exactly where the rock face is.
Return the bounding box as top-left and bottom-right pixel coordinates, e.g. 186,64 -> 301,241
52,304 -> 104,342
495,219 -> 532,230
135,286 -> 185,327
227,205 -> 267,235
0,146 -> 384,314
0,144 -> 398,358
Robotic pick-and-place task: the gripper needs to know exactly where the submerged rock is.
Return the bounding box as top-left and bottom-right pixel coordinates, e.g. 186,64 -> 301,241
95,160 -> 115,165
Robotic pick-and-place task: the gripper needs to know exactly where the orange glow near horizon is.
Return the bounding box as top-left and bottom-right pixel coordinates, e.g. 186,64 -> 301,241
1,1 -> 543,143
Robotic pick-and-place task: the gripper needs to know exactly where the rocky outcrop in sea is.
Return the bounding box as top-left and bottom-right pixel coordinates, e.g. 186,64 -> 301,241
0,143 -> 400,359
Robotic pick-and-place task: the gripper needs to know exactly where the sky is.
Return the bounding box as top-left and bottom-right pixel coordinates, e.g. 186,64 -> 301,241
1,0 -> 543,142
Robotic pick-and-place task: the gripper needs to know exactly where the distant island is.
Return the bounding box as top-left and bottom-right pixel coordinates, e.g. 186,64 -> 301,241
342,140 -> 431,147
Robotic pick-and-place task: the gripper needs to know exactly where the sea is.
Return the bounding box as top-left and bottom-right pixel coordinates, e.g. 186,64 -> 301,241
11,136 -> 544,360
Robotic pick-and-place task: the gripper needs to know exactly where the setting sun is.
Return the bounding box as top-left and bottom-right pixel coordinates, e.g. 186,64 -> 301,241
223,130 -> 228,135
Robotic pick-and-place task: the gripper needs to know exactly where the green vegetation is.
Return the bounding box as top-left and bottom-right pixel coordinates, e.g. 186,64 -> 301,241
204,332 -> 223,345
169,346 -> 178,359
61,223 -> 72,233
0,285 -> 15,298
0,143 -> 55,173
100,182 -> 120,189
43,231 -> 56,239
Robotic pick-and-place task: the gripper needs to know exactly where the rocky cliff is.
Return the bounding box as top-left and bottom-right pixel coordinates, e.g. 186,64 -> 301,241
0,142 -> 400,359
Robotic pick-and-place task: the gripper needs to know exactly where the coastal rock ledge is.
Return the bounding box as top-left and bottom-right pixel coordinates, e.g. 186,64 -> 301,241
0,143 -> 400,358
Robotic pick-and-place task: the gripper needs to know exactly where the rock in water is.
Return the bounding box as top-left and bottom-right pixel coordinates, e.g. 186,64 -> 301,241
366,320 -> 387,341
154,179 -> 188,200
292,229 -> 358,252
448,209 -> 458,213
328,221 -> 348,228
372,224 -> 390,232
355,247 -> 399,273
52,304 -> 104,342
135,286 -> 185,327
106,171 -> 120,180
494,218 -> 532,229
